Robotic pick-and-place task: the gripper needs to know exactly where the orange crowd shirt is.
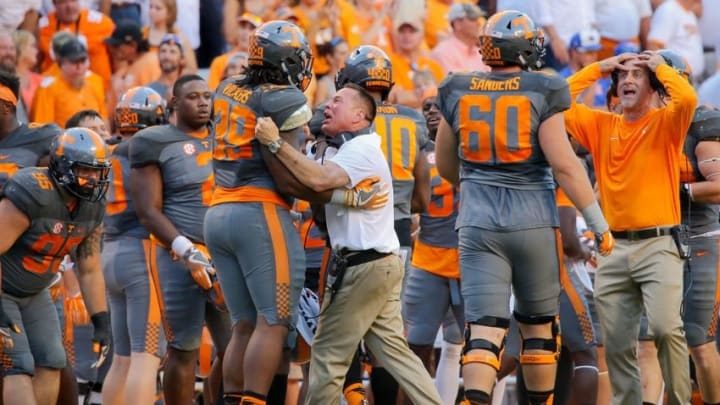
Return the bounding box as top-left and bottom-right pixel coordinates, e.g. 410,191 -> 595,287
32,73 -> 107,128
387,50 -> 445,92
564,62 -> 697,230
39,10 -> 115,90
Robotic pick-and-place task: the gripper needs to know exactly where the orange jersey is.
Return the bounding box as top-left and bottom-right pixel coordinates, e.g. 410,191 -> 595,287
208,52 -> 232,91
387,51 -> 445,92
564,63 -> 697,230
425,0 -> 451,50
31,73 -> 107,127
39,10 -> 115,90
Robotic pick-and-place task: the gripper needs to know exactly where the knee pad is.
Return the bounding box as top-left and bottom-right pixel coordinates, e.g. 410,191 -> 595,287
514,312 -> 561,366
526,389 -> 554,405
461,316 -> 510,372
464,389 -> 492,405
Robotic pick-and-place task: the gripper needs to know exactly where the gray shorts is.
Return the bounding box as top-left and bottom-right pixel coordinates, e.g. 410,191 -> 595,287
148,239 -> 231,352
586,272 -> 603,345
458,226 -> 562,322
204,202 -> 305,327
402,266 -> 464,345
2,290 -> 66,376
559,262 -> 597,352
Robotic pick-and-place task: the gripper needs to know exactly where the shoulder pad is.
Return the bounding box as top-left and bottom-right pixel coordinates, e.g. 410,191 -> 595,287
112,140 -> 132,158
689,105 -> 720,141
260,86 -> 309,129
40,76 -> 56,88
2,168 -> 55,210
539,72 -> 569,91
86,10 -> 104,23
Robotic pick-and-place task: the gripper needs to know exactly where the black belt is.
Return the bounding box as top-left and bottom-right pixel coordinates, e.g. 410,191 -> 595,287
340,249 -> 391,267
612,227 -> 674,241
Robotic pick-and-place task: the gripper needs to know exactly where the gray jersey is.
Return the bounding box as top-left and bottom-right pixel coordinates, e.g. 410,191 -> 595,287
418,142 -> 458,248
129,124 -> 213,243
437,70 -> 570,231
375,103 -> 429,220
680,106 -> 720,235
1,168 -> 104,297
0,123 -> 60,189
104,141 -> 148,240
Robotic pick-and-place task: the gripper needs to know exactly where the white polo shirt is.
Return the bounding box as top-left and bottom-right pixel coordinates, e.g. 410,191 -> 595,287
648,0 -> 704,79
595,0 -> 652,41
324,133 -> 400,254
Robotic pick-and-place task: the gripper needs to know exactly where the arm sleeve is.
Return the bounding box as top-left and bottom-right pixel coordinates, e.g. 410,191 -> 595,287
329,139 -> 380,188
656,63 -> 699,146
563,63 -> 604,151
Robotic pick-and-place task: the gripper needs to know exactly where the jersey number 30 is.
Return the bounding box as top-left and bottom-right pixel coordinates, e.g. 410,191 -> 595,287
459,94 -> 531,164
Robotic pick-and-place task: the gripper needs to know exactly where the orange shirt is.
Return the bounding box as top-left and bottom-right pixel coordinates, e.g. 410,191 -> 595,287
387,50 -> 445,91
39,9 -> 115,90
564,63 -> 697,230
425,0 -> 452,50
32,73 -> 107,128
411,239 -> 459,279
208,52 -> 232,91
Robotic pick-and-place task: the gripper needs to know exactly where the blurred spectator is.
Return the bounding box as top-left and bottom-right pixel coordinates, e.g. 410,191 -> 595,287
544,0 -> 597,70
174,0 -> 199,51
313,37 -> 349,107
431,3 -> 488,74
293,0 -> 343,76
647,0 -> 704,81
142,0 -> 197,72
207,12 -> 260,89
32,38 -> 107,125
339,0 -> 392,50
221,51 -> 248,80
41,31 -> 76,77
65,109 -> 111,140
387,17 -> 444,108
698,49 -> 720,107
108,0 -> 142,25
39,0 -> 115,89
424,0 -> 451,49
0,0 -> 42,32
559,29 -> 605,108
699,0 -> 720,78
594,0 -> 652,60
11,30 -> 42,109
147,33 -> 183,100
0,31 -> 16,73
106,20 -> 161,94
222,0 -> 279,46
497,0 -> 570,72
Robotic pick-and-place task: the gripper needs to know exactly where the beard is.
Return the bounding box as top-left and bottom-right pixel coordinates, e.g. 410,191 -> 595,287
160,60 -> 179,74
0,56 -> 16,73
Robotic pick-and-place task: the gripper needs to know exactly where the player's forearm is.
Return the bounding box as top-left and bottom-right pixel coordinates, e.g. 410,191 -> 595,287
411,152 -> 430,213
685,180 -> 720,204
275,142 -> 347,192
261,144 -> 333,203
136,208 -> 183,246
76,255 -> 107,315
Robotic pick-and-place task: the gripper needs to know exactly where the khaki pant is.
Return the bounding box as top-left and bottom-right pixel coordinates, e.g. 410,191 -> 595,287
595,235 -> 691,405
305,254 -> 442,405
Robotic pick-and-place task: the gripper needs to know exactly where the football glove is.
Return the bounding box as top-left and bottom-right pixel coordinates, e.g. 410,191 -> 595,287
65,293 -> 91,325
90,311 -> 110,368
0,301 -> 20,350
183,247 -> 215,290
331,176 -> 390,209
206,273 -> 228,312
595,230 -> 615,256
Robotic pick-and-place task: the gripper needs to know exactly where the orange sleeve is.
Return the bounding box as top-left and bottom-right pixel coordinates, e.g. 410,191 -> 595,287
208,54 -> 228,91
556,187 -> 574,208
31,84 -> 55,125
564,63 -> 606,153
655,64 -> 698,147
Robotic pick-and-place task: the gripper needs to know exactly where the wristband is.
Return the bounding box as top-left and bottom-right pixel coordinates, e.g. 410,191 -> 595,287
90,311 -> 110,330
581,202 -> 609,234
330,188 -> 350,206
171,235 -> 194,257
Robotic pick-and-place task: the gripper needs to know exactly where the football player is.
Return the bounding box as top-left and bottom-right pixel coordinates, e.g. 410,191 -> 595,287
0,128 -> 110,405
129,75 -> 231,405
434,10 -> 612,405
206,20 -> 388,405
101,86 -> 168,405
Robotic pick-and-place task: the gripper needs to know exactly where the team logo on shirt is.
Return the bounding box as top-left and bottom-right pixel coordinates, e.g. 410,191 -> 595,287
52,222 -> 64,234
426,152 -> 436,165
183,143 -> 196,155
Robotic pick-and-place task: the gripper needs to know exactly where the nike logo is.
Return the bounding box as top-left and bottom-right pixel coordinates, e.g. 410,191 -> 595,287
696,250 -> 708,257
0,155 -> 9,160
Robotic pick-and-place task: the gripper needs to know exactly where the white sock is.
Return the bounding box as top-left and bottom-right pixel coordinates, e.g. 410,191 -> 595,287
492,376 -> 507,405
435,340 -> 462,405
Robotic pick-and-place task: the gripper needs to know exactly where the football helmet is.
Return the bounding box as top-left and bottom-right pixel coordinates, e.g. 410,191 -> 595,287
657,49 -> 692,80
690,106 -> 720,141
479,10 -> 545,70
335,45 -> 393,100
49,128 -> 111,202
248,20 -> 314,91
114,86 -> 167,135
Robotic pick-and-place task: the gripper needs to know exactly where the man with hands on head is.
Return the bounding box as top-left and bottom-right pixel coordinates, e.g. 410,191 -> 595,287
564,50 -> 698,404
255,83 -> 443,405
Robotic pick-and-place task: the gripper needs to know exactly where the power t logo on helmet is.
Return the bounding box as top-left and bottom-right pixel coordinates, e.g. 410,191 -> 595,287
49,127 -> 111,203
335,45 -> 394,101
480,10 -> 546,70
248,20 -> 314,91
114,86 -> 168,136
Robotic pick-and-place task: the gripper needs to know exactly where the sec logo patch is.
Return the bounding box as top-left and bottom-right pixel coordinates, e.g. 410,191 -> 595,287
52,222 -> 64,234
183,143 -> 196,155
